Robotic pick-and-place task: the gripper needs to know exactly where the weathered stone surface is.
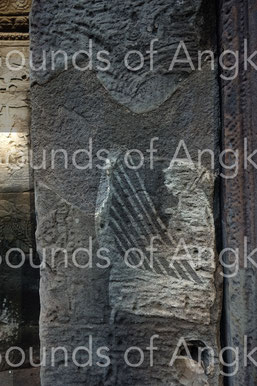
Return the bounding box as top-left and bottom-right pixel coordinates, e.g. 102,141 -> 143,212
31,0 -> 222,385
0,42 -> 32,192
174,357 -> 209,385
31,0 -> 214,113
0,368 -> 40,386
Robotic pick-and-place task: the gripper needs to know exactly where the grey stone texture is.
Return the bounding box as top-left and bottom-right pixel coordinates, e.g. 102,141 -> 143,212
31,0 -> 222,385
0,368 -> 40,385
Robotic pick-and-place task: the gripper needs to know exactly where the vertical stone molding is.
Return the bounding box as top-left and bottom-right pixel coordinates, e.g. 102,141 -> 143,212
220,0 -> 257,384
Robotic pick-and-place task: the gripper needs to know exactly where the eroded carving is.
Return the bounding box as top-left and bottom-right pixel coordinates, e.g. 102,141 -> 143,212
97,155 -> 216,323
31,0 -> 214,113
31,1 -> 221,384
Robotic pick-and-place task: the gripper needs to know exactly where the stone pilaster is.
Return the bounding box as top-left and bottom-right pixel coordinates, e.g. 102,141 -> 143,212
31,1 -> 222,385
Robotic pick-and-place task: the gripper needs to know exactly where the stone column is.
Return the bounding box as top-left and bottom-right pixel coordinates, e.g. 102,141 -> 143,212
31,1 -> 222,385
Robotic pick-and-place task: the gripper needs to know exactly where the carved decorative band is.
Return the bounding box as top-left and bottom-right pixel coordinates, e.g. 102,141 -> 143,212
15,0 -> 31,10
0,32 -> 29,40
0,0 -> 31,13
0,0 -> 9,12
0,15 -> 29,36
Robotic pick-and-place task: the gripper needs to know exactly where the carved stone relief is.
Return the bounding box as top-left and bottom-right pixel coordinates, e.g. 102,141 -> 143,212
97,156 -> 217,323
0,42 -> 31,192
31,0 -> 222,384
0,0 -> 31,39
0,0 -> 31,13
